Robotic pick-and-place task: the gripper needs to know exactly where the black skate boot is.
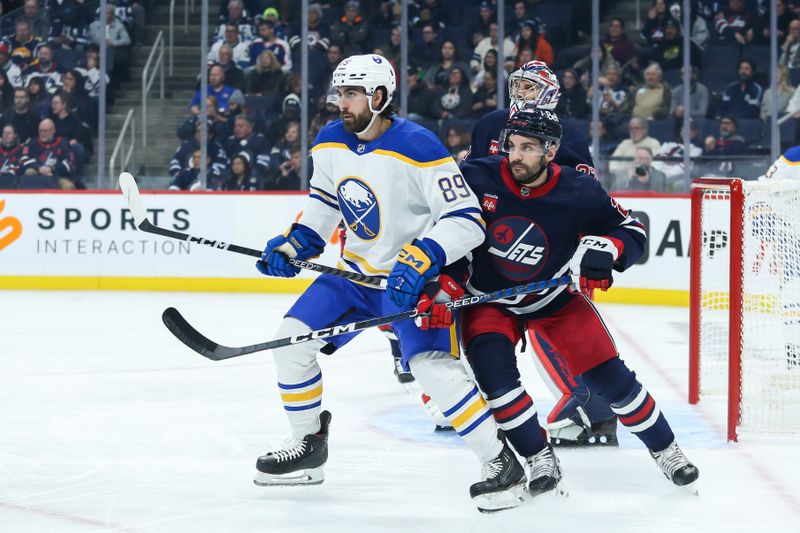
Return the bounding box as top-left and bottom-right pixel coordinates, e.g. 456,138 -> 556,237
469,442 -> 527,513
550,415 -> 619,447
525,444 -> 567,497
254,411 -> 332,486
393,354 -> 415,384
649,440 -> 699,492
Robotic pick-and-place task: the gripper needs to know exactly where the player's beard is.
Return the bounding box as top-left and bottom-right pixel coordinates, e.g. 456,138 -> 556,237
509,158 -> 545,185
341,108 -> 373,133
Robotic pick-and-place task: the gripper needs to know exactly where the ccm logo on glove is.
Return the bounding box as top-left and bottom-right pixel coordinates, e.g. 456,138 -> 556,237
568,236 -> 623,295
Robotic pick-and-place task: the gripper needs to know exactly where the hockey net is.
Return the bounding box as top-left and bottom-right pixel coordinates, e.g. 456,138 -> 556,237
690,178 -> 800,441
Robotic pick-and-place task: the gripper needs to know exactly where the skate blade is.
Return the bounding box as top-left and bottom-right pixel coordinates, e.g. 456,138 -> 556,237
678,480 -> 699,496
524,480 -> 569,500
253,467 -> 324,487
473,483 -> 528,513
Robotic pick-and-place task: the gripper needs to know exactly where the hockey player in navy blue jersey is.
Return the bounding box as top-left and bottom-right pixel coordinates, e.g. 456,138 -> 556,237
253,54 -> 528,513
416,109 -> 699,494
465,60 -> 617,448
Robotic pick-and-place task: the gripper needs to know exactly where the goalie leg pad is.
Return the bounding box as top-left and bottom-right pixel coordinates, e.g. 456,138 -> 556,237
409,350 -> 502,462
581,357 -> 675,452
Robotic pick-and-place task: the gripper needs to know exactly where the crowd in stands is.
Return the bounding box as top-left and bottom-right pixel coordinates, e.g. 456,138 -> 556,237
167,0 -> 800,193
1,1 -> 793,192
0,0 -> 147,189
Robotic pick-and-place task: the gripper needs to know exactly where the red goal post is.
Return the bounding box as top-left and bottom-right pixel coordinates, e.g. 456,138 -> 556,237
689,177 -> 800,442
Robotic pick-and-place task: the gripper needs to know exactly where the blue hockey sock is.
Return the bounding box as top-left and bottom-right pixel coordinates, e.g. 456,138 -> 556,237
468,333 -> 547,457
581,358 -> 674,452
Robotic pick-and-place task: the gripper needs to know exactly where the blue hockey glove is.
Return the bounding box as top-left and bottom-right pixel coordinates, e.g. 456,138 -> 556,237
256,224 -> 325,278
387,239 -> 443,309
568,236 -> 622,295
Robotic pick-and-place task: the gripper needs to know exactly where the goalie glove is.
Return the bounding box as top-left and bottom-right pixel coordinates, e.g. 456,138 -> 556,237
414,274 -> 465,330
568,236 -> 622,295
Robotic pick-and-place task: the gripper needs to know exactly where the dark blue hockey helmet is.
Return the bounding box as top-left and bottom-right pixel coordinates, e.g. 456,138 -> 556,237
499,109 -> 563,153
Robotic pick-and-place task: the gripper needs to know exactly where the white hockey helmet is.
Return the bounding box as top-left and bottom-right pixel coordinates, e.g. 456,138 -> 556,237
329,54 -> 396,113
508,60 -> 561,116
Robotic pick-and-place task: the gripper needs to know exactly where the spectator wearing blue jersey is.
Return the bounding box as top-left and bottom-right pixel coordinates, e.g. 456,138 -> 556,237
717,59 -> 763,119
190,65 -> 237,115
249,20 -> 292,73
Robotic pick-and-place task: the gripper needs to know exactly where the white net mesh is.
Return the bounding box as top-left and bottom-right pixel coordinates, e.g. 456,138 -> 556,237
697,179 -> 800,435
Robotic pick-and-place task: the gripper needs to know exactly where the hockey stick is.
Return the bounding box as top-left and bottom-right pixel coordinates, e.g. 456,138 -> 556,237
162,275 -> 572,361
118,172 -> 385,287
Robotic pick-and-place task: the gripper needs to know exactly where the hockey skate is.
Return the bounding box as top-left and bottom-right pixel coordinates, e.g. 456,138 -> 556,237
549,414 -> 619,447
393,354 -> 415,384
469,442 -> 527,513
525,444 -> 567,498
254,410 -> 331,486
649,440 -> 699,493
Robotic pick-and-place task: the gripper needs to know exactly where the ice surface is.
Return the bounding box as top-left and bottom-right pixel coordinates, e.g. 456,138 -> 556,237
1,291 -> 799,532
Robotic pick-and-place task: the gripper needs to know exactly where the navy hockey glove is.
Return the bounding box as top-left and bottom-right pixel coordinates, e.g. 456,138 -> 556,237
568,236 -> 622,295
415,274 -> 465,330
387,239 -> 443,309
256,224 -> 325,278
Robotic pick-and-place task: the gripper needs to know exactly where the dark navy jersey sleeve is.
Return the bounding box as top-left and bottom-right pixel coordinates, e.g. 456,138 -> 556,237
558,121 -> 595,173
579,175 -> 646,271
466,109 -> 508,160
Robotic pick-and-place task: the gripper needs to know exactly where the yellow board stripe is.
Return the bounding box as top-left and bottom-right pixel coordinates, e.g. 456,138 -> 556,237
0,276 -> 314,293
281,385 -> 323,403
451,396 -> 488,428
592,288 -> 688,307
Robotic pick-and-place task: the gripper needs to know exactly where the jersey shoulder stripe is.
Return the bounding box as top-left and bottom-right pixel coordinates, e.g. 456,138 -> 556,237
782,145 -> 800,165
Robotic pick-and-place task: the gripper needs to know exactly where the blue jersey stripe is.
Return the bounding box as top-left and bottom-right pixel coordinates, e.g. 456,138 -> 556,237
284,400 -> 322,412
310,193 -> 338,210
278,372 -> 322,390
441,212 -> 486,233
443,386 -> 479,417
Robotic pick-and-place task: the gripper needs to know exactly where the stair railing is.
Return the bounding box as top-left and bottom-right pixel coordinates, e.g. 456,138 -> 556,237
169,0 -> 192,76
141,30 -> 165,147
109,108 -> 136,180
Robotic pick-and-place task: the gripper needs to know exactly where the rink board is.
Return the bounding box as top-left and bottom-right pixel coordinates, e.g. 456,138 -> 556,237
0,190 -> 692,305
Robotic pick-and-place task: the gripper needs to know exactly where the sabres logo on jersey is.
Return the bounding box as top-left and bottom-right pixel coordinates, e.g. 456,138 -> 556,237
486,216 -> 549,281
337,177 -> 381,241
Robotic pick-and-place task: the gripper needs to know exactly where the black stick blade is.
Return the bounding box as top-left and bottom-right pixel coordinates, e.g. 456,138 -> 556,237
162,307 -> 232,361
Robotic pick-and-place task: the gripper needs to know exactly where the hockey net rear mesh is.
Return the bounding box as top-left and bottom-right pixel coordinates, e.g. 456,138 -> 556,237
694,179 -> 800,437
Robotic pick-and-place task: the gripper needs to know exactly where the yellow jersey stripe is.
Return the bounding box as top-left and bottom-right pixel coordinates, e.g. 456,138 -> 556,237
451,396 -> 488,428
280,385 -> 323,403
311,142 -> 349,152
781,155 -> 800,166
373,150 -> 453,168
449,323 -> 459,358
311,142 -> 453,168
342,249 -> 392,274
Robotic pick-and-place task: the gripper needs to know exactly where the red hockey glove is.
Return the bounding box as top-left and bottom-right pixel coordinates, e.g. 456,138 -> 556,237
568,236 -> 622,295
415,274 -> 465,330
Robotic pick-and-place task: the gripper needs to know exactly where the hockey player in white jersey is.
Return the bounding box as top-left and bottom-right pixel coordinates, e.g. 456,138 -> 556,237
253,54 -> 527,512
762,146 -> 800,180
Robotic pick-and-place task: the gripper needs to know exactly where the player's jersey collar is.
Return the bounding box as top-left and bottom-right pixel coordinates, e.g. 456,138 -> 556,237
500,158 -> 561,199
343,117 -> 399,155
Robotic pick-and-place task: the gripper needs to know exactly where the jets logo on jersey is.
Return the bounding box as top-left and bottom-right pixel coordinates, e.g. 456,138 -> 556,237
337,177 -> 381,241
486,216 -> 549,281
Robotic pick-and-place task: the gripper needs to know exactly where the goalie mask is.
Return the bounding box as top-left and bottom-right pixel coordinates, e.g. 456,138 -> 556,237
508,60 -> 560,116
327,54 -> 396,135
